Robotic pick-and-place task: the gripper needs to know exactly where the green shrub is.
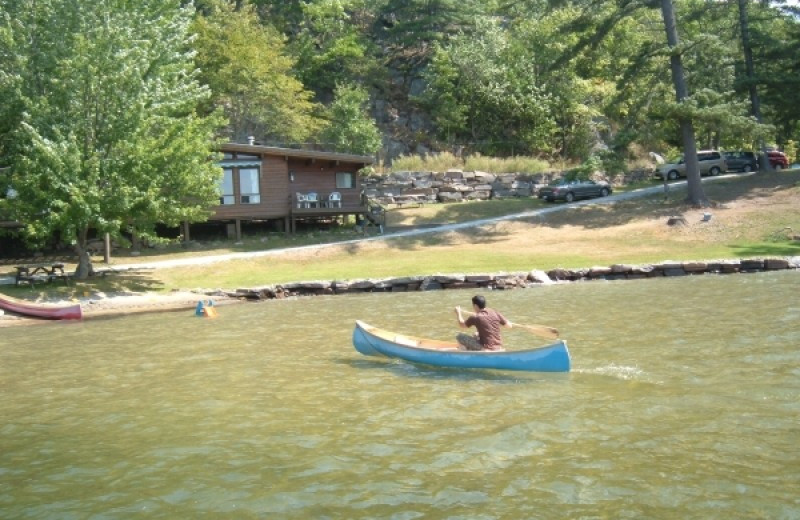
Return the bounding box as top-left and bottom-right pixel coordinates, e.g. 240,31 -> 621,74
565,155 -> 603,181
784,140 -> 797,165
598,150 -> 626,175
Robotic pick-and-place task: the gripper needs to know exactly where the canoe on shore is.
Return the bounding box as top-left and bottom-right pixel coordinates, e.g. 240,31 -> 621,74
352,320 -> 570,372
0,292 -> 83,320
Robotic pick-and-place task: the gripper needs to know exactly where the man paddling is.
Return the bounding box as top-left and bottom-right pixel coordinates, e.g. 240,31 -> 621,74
454,295 -> 512,351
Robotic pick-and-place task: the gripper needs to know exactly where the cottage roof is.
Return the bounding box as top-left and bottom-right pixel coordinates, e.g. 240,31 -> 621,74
221,143 -> 374,165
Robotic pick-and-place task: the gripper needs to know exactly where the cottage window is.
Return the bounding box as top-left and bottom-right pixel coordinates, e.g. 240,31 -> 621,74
239,167 -> 261,204
336,172 -> 355,189
219,168 -> 234,205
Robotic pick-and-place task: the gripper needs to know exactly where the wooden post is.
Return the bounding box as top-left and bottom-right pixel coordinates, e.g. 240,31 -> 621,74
235,219 -> 242,241
103,233 -> 111,263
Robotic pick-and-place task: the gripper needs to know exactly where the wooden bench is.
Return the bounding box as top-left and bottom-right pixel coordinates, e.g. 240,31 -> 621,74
395,201 -> 423,209
394,195 -> 425,208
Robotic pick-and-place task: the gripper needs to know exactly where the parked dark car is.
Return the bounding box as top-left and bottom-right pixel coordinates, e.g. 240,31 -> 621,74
767,150 -> 789,170
723,151 -> 758,172
538,180 -> 612,202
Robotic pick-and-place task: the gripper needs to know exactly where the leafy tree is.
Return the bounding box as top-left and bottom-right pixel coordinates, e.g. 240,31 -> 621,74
419,18 -> 555,156
192,0 -> 322,144
418,48 -> 469,146
743,1 -> 800,149
289,0 -> 379,97
0,0 -> 224,277
511,7 -> 620,159
376,0 -> 489,52
317,83 -> 382,155
247,0 -> 308,30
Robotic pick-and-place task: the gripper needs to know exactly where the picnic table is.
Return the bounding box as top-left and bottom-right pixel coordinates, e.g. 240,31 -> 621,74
15,263 -> 70,287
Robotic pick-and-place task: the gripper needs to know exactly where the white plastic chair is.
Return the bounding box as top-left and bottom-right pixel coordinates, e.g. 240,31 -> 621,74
306,192 -> 319,207
296,192 -> 308,208
327,191 -> 342,208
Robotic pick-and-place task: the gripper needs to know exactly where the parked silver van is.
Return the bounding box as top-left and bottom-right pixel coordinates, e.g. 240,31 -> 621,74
656,150 -> 727,180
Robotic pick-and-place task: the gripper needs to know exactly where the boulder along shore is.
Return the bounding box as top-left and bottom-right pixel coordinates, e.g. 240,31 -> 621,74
2,256 -> 796,327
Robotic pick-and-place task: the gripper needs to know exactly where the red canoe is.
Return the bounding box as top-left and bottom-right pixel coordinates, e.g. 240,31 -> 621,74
0,292 -> 83,320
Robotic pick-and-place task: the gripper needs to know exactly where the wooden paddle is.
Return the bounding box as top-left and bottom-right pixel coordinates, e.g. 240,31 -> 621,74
462,310 -> 560,340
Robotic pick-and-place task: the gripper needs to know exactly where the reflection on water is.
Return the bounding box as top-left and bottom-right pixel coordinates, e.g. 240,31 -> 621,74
1,271 -> 799,518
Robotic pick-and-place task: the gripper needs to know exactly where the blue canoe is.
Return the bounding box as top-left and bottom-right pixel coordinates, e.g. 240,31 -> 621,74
352,320 -> 570,372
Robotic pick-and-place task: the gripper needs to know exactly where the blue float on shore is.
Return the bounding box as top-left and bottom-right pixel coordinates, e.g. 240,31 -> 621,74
195,300 -> 217,318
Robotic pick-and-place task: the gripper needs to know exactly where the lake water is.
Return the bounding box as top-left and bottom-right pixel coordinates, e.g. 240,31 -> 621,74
1,271 -> 798,519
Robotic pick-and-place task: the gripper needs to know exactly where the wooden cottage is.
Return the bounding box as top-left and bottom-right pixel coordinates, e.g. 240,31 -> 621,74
202,143 -> 378,239
0,144 -> 378,257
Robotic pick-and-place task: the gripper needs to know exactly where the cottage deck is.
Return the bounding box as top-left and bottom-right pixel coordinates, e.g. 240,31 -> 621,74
290,204 -> 383,233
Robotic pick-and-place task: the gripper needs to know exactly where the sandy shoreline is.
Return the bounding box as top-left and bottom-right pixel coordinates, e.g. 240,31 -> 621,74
0,291 -> 240,327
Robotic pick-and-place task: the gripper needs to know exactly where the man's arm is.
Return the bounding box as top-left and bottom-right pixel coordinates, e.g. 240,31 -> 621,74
455,306 -> 469,328
500,313 -> 513,329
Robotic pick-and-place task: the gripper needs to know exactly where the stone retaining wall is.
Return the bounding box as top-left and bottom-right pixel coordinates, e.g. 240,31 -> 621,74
361,168 -> 655,205
209,257 -> 799,300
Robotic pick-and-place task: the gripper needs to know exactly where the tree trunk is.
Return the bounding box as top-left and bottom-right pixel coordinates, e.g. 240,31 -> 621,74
73,227 -> 94,279
737,0 -> 771,171
131,229 -> 141,252
661,0 -> 708,206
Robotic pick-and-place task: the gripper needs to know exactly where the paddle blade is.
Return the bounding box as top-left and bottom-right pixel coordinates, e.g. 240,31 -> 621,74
515,323 -> 560,340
